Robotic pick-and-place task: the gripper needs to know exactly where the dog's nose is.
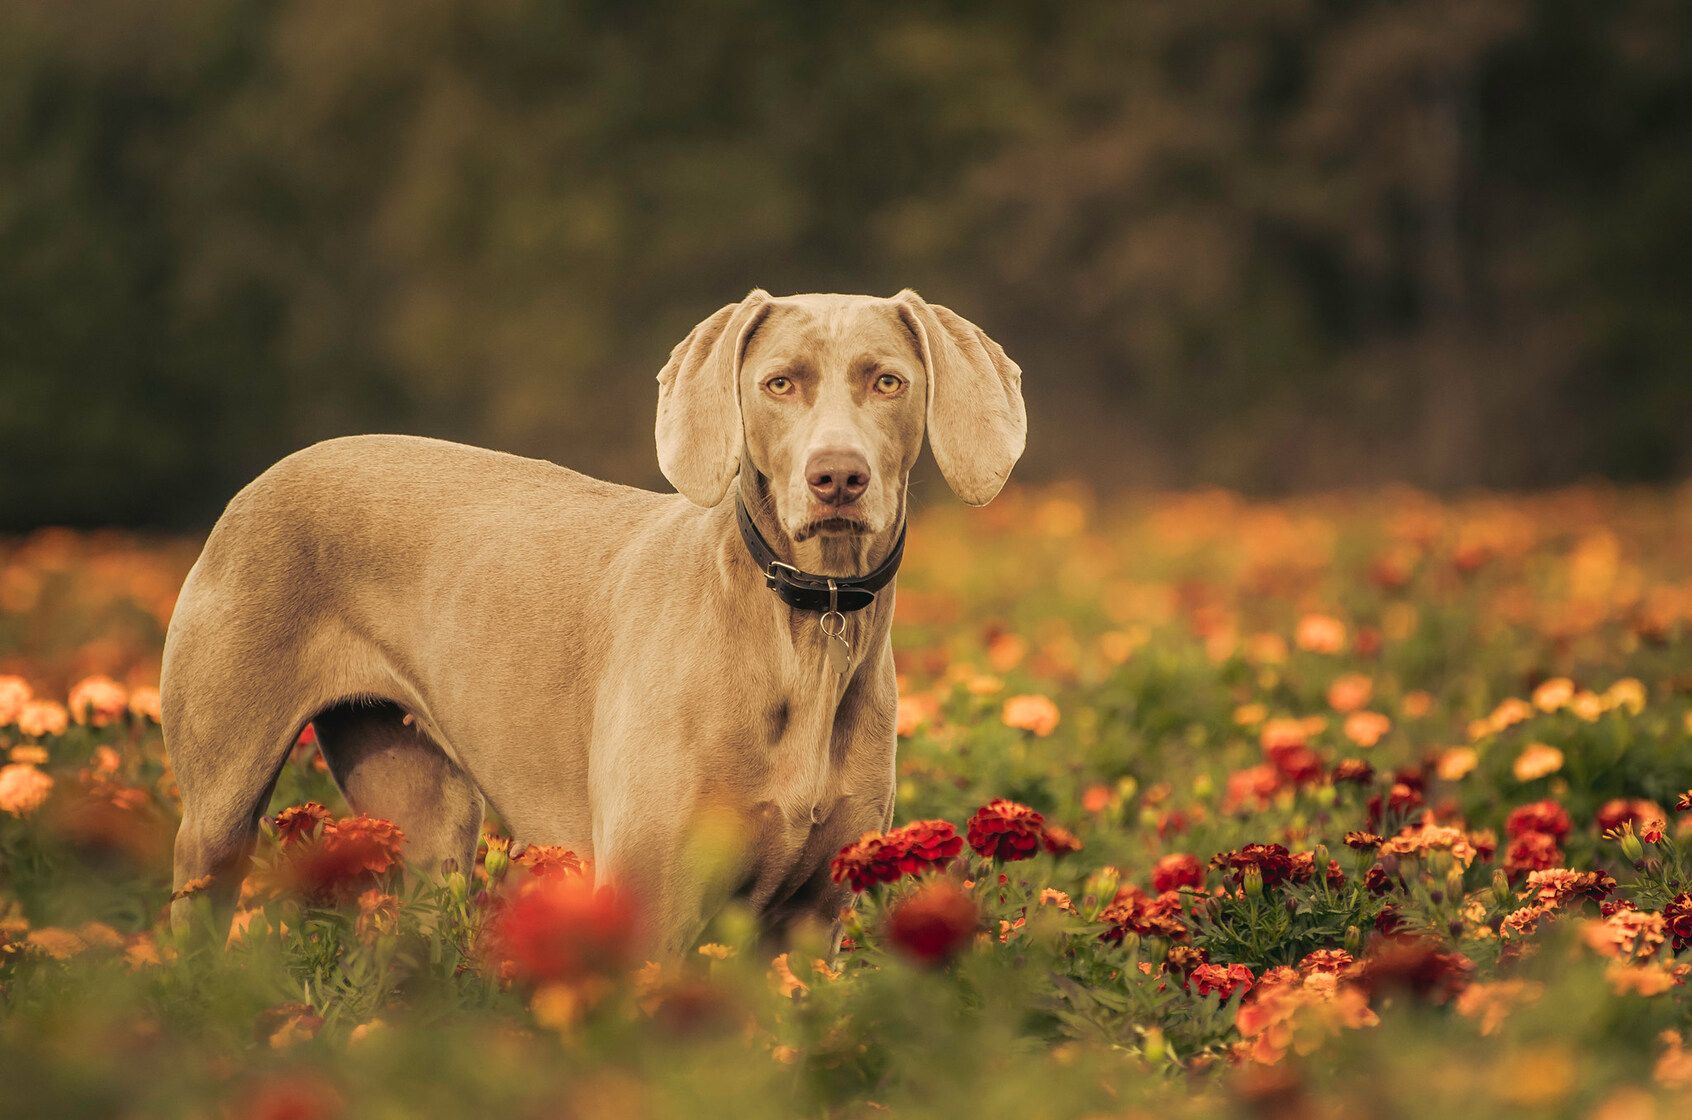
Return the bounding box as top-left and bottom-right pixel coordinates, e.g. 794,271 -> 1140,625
805,449 -> 871,506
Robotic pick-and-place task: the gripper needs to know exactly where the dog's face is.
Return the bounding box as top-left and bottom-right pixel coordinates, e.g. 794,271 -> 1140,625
736,296 -> 926,541
656,290 -> 1027,553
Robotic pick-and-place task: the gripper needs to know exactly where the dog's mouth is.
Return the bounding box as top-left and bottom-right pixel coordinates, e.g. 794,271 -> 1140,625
793,516 -> 871,542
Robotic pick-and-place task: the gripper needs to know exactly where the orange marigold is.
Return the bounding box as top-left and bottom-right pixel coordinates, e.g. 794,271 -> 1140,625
1001,694 -> 1060,737
67,675 -> 128,728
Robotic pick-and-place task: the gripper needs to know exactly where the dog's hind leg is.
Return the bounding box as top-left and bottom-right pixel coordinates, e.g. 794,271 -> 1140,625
164,664 -> 306,934
312,701 -> 484,879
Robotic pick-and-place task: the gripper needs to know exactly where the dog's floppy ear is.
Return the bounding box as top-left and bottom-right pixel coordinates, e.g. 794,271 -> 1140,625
896,290 -> 1026,506
655,290 -> 773,507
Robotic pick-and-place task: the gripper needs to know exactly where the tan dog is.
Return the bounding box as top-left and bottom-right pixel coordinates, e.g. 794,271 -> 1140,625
161,289 -> 1025,953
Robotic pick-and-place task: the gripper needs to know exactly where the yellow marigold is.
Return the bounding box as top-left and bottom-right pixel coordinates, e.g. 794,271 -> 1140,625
770,952 -> 808,998
1233,702 -> 1268,726
67,675 -> 128,727
16,700 -> 67,739
1513,742 -> 1564,782
1038,888 -> 1076,913
0,675 -> 31,725
1603,678 -> 1646,715
1379,814 -> 1477,868
1401,690 -> 1434,719
1436,746 -> 1479,781
1326,673 -> 1373,714
1570,691 -> 1605,721
1294,614 -> 1347,655
1343,711 -> 1391,748
0,763 -> 53,817
1532,677 -> 1575,712
1002,694 -> 1059,737
8,746 -> 48,766
967,674 -> 1004,696
1488,697 -> 1534,734
697,943 -> 734,960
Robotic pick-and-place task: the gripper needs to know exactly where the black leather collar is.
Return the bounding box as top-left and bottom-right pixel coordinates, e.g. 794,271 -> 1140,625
736,497 -> 904,613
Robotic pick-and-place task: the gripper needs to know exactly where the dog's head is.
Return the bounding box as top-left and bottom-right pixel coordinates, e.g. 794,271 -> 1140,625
655,290 -> 1025,549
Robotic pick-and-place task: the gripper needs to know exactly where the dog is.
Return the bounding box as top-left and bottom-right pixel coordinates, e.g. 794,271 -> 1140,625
161,289 -> 1025,954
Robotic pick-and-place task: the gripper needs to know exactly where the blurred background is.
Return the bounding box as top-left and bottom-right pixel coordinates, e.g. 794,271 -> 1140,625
2,0 -> 1689,529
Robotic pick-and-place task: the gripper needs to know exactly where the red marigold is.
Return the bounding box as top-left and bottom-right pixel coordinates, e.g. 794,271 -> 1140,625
1596,798 -> 1667,835
1151,852 -> 1205,893
1189,962 -> 1254,1001
885,879 -> 978,965
1210,843 -> 1294,889
1366,782 -> 1424,825
830,832 -> 903,892
489,875 -> 638,985
1664,893 -> 1692,952
965,799 -> 1046,861
272,802 -> 331,847
1290,851 -> 1345,886
1099,886 -> 1189,943
1505,799 -> 1571,840
1503,830 -> 1563,879
1675,790 -> 1692,812
889,819 -> 965,875
1264,741 -> 1324,787
1164,944 -> 1209,975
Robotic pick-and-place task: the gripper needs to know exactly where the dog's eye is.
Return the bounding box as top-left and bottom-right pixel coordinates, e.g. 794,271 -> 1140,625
874,373 -> 905,395
764,376 -> 794,396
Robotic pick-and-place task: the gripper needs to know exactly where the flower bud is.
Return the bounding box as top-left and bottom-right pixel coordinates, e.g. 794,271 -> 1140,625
1427,848 -> 1452,876
1491,868 -> 1511,906
445,870 -> 470,903
1619,827 -> 1645,863
1343,924 -> 1363,953
1445,867 -> 1465,899
484,845 -> 510,883
1243,865 -> 1264,899
1142,1027 -> 1167,1064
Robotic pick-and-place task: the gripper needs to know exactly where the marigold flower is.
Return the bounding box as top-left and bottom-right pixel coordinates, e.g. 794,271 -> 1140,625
1151,853 -> 1205,893
1675,790 -> 1692,812
1326,673 -> 1373,714
1512,743 -> 1564,782
67,675 -> 128,728
1098,886 -> 1188,943
1343,711 -> 1391,748
1355,936 -> 1473,1003
1298,949 -> 1354,976
1295,614 -> 1347,654
1532,677 -> 1575,712
16,700 -> 68,739
1506,800 -> 1571,839
1081,784 -> 1112,814
516,845 -> 587,879
1664,894 -> 1692,952
1435,746 -> 1478,781
1040,825 -> 1083,856
1344,830 -> 1383,851
0,763 -> 53,817
895,694 -> 938,737
487,875 -> 637,986
1455,979 -> 1544,1035
279,814 -> 406,903
889,819 -> 965,874
830,832 -> 901,892
1331,758 -> 1375,784
272,802 -> 332,846
1189,962 -> 1254,1001
0,675 -> 32,725
1001,694 -> 1060,737
1602,678 -> 1647,715
1582,909 -> 1667,961
966,799 -> 1045,861
1210,843 -> 1294,889
885,879 -> 978,966
355,889 -> 400,941
1224,764 -> 1283,812
1595,798 -> 1666,836
127,686 -> 162,723
1504,831 -> 1564,878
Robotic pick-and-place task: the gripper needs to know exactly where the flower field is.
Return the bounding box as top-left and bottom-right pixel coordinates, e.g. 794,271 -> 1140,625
5,487 -> 1692,1118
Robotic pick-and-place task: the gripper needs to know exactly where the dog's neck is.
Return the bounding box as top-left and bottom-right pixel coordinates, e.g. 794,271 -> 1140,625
734,467 -> 905,579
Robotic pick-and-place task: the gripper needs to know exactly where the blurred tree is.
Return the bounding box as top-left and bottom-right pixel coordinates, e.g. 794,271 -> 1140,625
1,0 -> 1688,526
